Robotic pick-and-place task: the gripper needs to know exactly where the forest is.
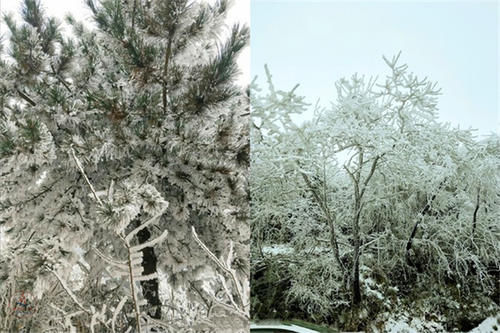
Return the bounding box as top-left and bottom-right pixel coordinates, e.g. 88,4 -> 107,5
250,54 -> 499,332
0,0 -> 249,332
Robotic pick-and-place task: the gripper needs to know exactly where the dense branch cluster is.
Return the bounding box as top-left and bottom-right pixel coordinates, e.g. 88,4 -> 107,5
250,54 -> 499,331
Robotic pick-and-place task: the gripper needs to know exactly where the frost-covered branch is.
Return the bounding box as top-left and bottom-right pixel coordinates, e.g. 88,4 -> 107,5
191,226 -> 249,317
70,146 -> 103,207
50,269 -> 110,329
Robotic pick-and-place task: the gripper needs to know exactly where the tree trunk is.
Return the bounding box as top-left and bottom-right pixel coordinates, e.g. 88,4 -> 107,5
472,188 -> 480,236
344,150 -> 381,306
352,199 -> 362,306
136,225 -> 162,319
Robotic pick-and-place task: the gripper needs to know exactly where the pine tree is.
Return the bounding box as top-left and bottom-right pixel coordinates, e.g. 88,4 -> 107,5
0,0 -> 249,331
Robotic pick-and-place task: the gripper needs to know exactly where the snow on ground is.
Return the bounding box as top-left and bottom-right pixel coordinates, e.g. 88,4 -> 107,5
262,244 -> 294,255
371,311 -> 445,333
469,315 -> 500,333
383,319 -> 417,333
381,317 -> 445,333
374,313 -> 500,333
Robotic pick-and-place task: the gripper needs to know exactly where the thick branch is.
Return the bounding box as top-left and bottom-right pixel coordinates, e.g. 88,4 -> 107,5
360,154 -> 381,199
124,241 -> 142,333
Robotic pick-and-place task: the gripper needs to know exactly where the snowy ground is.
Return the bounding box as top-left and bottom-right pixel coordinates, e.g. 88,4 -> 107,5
469,315 -> 500,333
378,314 -> 500,333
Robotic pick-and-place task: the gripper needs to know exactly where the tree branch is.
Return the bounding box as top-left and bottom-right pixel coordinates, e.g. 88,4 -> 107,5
191,226 -> 248,317
70,146 -> 103,207
360,154 -> 381,199
16,88 -> 36,106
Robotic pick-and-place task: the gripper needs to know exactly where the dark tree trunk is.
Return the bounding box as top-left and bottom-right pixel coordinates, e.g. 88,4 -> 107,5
472,188 -> 480,236
136,225 -> 162,319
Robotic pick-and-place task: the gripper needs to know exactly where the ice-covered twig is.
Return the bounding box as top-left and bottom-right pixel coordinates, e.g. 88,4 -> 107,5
70,146 -> 103,207
50,269 -> 110,329
191,226 -> 248,317
112,296 -> 128,333
93,247 -> 128,269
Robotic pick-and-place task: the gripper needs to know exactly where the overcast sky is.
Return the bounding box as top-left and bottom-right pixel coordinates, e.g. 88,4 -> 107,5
251,0 -> 499,138
0,0 -> 250,84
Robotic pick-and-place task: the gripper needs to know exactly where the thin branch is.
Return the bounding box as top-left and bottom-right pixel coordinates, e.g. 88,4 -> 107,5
343,164 -> 358,185
191,226 -> 248,317
50,65 -> 72,92
93,247 -> 128,269
14,179 -> 61,207
112,296 -> 128,333
50,269 -> 110,329
70,146 -> 103,207
15,88 -> 36,106
188,280 -> 212,314
162,34 -> 174,112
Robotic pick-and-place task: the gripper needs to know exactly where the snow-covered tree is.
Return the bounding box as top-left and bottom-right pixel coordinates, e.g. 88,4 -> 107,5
0,0 -> 249,332
250,55 -> 499,330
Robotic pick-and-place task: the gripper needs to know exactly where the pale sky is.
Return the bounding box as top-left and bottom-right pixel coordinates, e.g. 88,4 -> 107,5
0,0 -> 250,84
251,0 -> 499,138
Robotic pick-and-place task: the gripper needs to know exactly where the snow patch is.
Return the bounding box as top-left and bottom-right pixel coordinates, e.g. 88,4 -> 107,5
262,244 -> 294,255
373,313 -> 445,333
384,319 -> 418,333
469,315 -> 500,333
